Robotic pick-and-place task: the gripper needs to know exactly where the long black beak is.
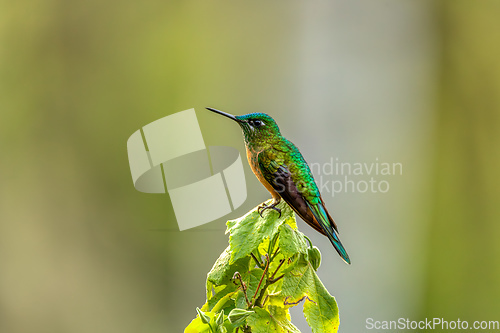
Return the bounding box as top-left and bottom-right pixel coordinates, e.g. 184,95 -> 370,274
206,107 -> 240,122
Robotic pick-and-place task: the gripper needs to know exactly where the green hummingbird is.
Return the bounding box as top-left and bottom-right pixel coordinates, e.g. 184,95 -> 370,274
206,107 -> 351,265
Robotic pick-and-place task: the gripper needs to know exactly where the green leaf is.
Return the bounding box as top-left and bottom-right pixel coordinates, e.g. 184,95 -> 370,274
226,201 -> 293,263
184,316 -> 211,333
211,289 -> 238,315
206,284 -> 237,313
281,257 -> 339,333
187,202 -> 341,333
234,289 -> 247,309
278,223 -> 308,258
246,307 -> 280,333
269,306 -> 302,333
207,246 -> 251,286
246,307 -> 301,333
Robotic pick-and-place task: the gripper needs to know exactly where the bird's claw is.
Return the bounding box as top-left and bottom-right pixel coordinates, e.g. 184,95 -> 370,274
258,203 -> 281,218
275,207 -> 282,218
257,204 -> 266,217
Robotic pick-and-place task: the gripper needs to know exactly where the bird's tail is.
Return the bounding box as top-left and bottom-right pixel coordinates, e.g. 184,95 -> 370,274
307,202 -> 351,265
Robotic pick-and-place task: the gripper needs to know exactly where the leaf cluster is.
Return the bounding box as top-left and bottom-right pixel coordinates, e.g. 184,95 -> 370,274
185,201 -> 339,333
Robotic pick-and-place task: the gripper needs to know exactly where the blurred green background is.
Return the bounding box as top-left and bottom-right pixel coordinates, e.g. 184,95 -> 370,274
1,0 -> 499,332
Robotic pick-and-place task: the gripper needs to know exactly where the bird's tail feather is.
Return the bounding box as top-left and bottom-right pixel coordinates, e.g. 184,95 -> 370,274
307,202 -> 351,265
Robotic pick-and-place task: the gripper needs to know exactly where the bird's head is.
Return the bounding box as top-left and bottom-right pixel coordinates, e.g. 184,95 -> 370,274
206,107 -> 281,144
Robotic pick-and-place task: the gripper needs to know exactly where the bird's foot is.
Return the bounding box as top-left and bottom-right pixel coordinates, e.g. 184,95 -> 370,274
258,202 -> 281,218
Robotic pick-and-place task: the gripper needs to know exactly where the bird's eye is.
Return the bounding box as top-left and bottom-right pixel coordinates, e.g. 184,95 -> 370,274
252,119 -> 264,127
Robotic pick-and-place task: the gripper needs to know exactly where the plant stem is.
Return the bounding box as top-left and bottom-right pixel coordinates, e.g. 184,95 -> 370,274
267,233 -> 279,258
250,252 -> 264,269
254,280 -> 270,307
270,259 -> 285,280
269,274 -> 284,284
234,272 -> 251,307
304,235 -> 313,248
252,254 -> 269,302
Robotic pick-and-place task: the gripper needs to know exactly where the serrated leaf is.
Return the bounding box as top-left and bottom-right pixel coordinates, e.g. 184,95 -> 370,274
281,257 -> 339,333
278,224 -> 308,258
246,306 -> 301,333
269,306 -> 302,333
226,201 -> 293,263
187,201 -> 341,333
207,246 -> 251,286
246,307 -> 280,333
234,290 -> 247,309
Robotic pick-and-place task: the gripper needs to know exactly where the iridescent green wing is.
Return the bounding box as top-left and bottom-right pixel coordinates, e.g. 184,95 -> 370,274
259,145 -> 351,264
257,149 -> 326,235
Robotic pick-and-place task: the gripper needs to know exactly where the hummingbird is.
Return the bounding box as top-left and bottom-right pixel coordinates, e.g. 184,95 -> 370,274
206,107 -> 351,265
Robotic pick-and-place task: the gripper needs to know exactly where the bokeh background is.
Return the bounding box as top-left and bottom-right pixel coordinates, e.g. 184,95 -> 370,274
1,0 -> 499,332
